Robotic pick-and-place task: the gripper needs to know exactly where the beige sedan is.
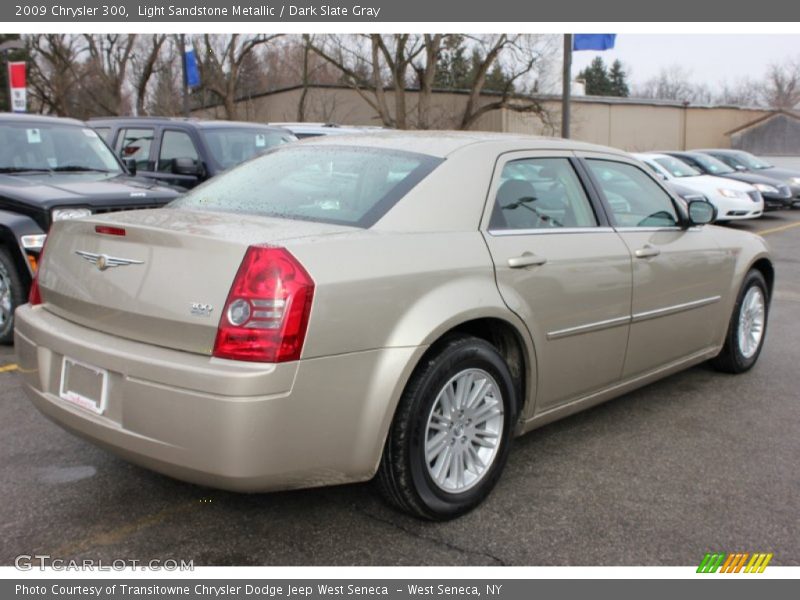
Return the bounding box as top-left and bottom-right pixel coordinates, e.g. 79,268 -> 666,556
15,133 -> 772,520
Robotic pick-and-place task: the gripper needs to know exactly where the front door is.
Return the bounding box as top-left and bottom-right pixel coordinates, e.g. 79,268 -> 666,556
581,155 -> 733,378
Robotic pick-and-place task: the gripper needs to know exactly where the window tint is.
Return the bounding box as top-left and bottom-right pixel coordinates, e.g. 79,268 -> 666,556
158,130 -> 199,172
489,158 -> 597,230
170,145 -> 442,228
587,160 -> 679,228
116,128 -> 154,170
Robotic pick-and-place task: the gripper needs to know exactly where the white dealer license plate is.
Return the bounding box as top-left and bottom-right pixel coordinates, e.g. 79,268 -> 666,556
59,357 -> 108,415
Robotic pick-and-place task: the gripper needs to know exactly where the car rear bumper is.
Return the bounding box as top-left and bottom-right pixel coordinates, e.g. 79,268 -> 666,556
15,304 -> 422,492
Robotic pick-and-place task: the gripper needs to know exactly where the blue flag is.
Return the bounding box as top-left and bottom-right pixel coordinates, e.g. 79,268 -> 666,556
573,34 -> 616,51
184,44 -> 201,88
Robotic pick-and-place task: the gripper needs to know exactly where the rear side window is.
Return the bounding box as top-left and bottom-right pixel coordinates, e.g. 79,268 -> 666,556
489,158 -> 598,230
170,145 -> 442,227
116,128 -> 154,170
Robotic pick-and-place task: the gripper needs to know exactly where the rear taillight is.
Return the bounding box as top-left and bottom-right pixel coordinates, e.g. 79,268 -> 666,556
213,246 -> 315,363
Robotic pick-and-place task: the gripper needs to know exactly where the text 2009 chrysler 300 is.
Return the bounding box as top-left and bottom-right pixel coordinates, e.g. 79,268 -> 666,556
15,133 -> 772,520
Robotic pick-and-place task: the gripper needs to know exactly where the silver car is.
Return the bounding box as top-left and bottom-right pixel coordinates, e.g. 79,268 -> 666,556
15,133 -> 772,520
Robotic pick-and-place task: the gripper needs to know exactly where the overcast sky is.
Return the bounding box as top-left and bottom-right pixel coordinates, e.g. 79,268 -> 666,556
570,34 -> 800,89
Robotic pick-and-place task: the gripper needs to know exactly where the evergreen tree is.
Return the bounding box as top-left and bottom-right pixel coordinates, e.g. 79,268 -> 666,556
608,60 -> 630,97
577,56 -> 612,96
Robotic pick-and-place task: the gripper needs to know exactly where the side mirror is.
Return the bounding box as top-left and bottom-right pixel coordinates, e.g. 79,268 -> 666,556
735,165 -> 747,171
124,158 -> 137,176
657,172 -> 668,181
172,157 -> 201,177
687,199 -> 716,226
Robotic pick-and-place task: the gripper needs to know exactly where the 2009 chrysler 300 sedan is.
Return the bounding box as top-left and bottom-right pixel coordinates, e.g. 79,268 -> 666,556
15,133 -> 773,520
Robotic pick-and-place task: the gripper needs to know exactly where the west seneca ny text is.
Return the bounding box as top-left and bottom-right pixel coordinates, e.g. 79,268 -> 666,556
137,3 -> 382,17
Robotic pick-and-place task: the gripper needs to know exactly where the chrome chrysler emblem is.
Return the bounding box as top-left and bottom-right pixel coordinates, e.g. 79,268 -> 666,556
75,250 -> 144,271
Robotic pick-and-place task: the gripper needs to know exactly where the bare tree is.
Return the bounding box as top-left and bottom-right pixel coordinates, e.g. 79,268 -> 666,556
80,34 -> 137,115
715,79 -> 762,107
761,59 -> 800,109
26,34 -> 82,116
198,34 -> 282,119
310,34 -> 554,130
635,65 -> 698,102
131,34 -> 168,115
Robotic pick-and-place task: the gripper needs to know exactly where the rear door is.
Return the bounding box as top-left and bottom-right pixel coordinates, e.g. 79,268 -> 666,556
481,151 -> 633,415
580,153 -> 733,378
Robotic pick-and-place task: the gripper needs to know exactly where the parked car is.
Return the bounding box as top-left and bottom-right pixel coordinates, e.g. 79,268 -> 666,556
695,149 -> 800,207
664,150 -> 793,210
17,133 -> 772,520
0,112 -> 180,344
90,117 -> 297,190
633,153 -> 763,221
268,122 -> 383,139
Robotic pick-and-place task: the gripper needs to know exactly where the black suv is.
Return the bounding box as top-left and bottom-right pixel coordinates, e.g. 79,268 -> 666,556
89,117 -> 297,190
0,113 -> 181,343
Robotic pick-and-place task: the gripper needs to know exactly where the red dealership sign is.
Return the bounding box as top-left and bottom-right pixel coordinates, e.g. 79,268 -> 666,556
8,61 -> 26,113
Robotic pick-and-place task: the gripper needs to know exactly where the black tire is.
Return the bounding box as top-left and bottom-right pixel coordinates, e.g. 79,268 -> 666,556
0,248 -> 27,345
711,269 -> 769,374
377,334 -> 518,520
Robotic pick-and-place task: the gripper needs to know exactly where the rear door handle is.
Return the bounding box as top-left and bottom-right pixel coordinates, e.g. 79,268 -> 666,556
508,253 -> 547,268
634,245 -> 661,259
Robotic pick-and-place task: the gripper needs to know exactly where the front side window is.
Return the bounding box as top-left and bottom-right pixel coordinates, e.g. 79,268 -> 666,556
158,130 -> 199,172
489,158 -> 598,230
170,145 -> 442,228
116,128 -> 154,170
587,160 -> 680,228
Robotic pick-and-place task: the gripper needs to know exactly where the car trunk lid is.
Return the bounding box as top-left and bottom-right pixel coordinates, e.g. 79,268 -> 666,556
37,208 -> 354,355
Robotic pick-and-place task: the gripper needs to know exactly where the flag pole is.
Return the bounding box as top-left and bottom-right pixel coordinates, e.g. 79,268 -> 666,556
561,34 -> 572,139
180,34 -> 190,118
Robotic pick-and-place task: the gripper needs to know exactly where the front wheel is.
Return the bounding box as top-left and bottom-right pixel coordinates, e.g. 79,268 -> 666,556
0,248 -> 27,345
377,335 -> 518,520
711,269 -> 769,374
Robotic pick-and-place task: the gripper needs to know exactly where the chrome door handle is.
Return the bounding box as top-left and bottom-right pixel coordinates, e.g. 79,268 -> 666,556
634,245 -> 661,259
508,253 -> 547,268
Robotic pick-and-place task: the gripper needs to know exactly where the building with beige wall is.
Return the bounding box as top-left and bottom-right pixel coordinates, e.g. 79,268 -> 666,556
194,85 -> 769,152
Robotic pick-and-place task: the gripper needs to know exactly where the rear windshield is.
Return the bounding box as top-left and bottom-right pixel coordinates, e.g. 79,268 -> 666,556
170,145 -> 442,227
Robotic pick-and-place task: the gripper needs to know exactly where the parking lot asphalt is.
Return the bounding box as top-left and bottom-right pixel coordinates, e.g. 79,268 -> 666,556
1,211 -> 799,567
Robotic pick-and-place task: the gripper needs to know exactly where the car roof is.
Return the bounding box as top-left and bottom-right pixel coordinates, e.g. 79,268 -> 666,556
0,112 -> 85,127
695,149 -> 743,156
632,152 -> 669,161
88,116 -> 289,131
296,131 -> 629,159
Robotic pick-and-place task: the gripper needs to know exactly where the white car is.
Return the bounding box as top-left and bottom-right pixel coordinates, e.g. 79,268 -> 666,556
633,153 -> 763,221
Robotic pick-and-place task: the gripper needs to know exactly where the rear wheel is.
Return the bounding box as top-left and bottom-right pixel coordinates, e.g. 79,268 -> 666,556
0,248 -> 26,345
377,335 -> 518,520
711,269 -> 769,374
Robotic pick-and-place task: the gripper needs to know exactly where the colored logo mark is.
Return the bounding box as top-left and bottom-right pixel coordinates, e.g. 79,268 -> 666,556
697,552 -> 773,573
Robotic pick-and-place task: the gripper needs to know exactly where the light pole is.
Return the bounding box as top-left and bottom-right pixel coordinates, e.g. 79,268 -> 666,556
561,34 -> 572,139
1,39 -> 25,113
